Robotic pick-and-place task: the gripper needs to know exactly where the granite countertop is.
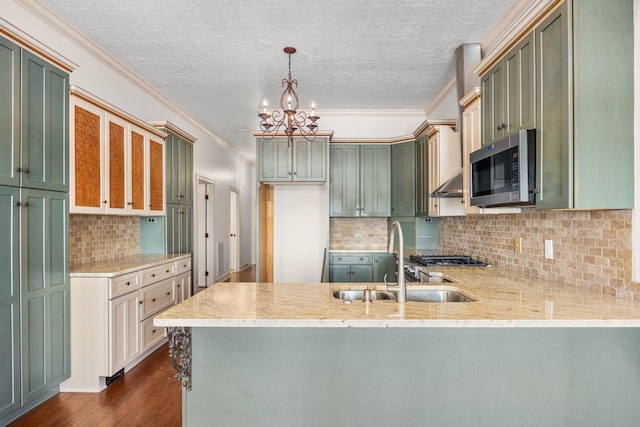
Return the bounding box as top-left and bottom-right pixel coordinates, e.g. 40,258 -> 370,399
71,253 -> 191,278
154,266 -> 640,328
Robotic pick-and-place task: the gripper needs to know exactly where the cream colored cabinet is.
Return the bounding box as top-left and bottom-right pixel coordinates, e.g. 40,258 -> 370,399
70,87 -> 165,215
426,122 -> 463,217
61,254 -> 191,392
109,290 -> 140,373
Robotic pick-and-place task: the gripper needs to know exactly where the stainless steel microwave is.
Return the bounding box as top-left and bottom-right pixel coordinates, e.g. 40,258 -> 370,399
470,129 -> 536,207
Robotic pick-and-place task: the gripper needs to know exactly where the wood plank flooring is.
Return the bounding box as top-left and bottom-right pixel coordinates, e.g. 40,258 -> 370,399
10,265 -> 256,427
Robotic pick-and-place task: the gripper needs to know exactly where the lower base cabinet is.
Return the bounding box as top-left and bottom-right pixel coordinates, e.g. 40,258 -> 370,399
329,252 -> 395,283
61,254 -> 191,392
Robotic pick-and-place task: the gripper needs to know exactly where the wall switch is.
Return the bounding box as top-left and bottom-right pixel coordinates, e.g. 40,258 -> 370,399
544,239 -> 554,259
514,237 -> 522,253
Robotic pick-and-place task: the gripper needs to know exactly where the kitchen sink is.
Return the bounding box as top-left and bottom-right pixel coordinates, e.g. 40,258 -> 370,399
333,286 -> 477,303
333,289 -> 395,302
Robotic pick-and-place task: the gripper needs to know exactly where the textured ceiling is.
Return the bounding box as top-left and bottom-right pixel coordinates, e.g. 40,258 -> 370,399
39,0 -> 518,161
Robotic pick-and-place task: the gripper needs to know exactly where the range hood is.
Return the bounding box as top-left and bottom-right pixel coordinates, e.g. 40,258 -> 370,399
429,44 -> 480,200
430,169 -> 463,198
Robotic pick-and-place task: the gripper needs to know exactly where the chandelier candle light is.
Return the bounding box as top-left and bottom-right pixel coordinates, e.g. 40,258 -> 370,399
258,47 -> 320,145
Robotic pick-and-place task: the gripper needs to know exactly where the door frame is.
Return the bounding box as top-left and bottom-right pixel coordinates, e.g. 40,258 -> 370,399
195,175 -> 215,288
229,187 -> 240,273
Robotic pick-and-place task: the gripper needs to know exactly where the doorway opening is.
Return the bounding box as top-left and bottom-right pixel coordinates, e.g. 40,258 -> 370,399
196,176 -> 215,288
229,188 -> 240,273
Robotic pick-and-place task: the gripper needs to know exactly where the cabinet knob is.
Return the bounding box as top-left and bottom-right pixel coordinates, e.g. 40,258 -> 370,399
152,273 -> 156,277
139,301 -> 143,305
126,281 -> 130,286
177,284 -> 181,288
14,201 -> 29,207
152,298 -> 157,302
127,202 -> 133,206
103,200 -> 108,204
15,167 -> 29,173
166,269 -> 170,273
152,329 -> 156,334
166,291 -> 171,296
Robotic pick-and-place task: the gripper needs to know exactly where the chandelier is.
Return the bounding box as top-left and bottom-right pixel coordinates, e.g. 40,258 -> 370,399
258,47 -> 320,144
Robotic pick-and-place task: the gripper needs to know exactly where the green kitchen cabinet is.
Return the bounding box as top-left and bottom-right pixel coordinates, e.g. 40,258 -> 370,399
21,189 -> 70,404
534,0 -> 633,209
153,123 -> 195,255
481,32 -> 534,146
0,186 -> 70,422
0,186 -> 20,419
0,38 -> 69,192
257,137 -> 327,182
330,144 -> 390,217
373,252 -> 396,283
328,252 -> 373,283
165,131 -> 193,206
415,133 -> 429,217
166,204 -> 193,254
391,141 -> 415,217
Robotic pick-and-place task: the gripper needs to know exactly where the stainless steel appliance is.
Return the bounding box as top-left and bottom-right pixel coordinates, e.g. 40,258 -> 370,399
403,255 -> 489,283
470,129 -> 536,207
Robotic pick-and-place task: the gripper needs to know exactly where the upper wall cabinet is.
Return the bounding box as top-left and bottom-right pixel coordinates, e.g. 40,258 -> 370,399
481,32 -> 534,146
535,0 -> 633,209
415,132 -> 429,217
330,144 -> 390,217
426,122 -> 463,217
257,136 -> 328,183
70,87 -> 166,215
391,141 -> 415,217
0,38 -> 69,192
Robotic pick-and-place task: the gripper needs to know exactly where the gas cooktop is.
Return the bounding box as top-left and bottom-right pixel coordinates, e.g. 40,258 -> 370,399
408,255 -> 490,267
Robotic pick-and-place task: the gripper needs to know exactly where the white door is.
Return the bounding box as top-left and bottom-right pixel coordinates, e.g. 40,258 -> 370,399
229,189 -> 239,273
196,177 -> 215,288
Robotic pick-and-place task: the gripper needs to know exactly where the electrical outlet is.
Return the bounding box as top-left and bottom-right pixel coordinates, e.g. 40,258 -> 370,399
514,237 -> 522,253
544,239 -> 554,259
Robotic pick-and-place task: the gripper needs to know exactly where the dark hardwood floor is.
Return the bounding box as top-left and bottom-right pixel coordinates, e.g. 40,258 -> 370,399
10,265 -> 256,427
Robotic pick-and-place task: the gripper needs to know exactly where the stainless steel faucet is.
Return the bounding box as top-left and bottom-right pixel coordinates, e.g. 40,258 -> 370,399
385,220 -> 406,303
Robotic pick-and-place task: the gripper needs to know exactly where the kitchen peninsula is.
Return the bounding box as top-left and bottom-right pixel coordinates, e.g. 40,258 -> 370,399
155,268 -> 640,426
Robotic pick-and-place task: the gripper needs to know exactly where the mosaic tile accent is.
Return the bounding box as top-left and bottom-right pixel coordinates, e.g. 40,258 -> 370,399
438,209 -> 636,298
330,218 -> 388,250
70,214 -> 141,267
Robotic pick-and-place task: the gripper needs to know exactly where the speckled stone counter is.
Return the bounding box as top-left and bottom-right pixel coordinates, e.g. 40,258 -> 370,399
71,253 -> 190,278
154,266 -> 640,328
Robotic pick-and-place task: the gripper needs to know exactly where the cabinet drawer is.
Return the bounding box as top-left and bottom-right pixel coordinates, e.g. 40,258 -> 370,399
140,279 -> 175,320
109,271 -> 140,299
140,316 -> 166,353
330,253 -> 372,264
141,262 -> 176,286
175,257 -> 191,274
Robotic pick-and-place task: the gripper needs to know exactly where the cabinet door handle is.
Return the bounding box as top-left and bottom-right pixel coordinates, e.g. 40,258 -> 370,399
14,201 -> 29,207
15,167 -> 29,173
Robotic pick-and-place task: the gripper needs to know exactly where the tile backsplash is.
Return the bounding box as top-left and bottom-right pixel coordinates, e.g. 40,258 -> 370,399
438,209 -> 636,298
70,215 -> 141,267
330,218 -> 388,250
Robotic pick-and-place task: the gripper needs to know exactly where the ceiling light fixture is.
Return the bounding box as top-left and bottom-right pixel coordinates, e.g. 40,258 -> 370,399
258,47 -> 320,145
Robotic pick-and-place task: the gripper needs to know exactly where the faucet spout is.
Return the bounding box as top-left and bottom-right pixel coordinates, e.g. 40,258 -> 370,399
386,220 -> 406,303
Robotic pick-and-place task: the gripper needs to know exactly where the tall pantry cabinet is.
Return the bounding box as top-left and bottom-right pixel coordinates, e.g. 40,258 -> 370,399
0,35 -> 70,423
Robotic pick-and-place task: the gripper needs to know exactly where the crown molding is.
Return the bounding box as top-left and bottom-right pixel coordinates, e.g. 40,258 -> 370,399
424,76 -> 456,117
476,0 -> 561,76
17,0 -> 252,165
0,17 -> 78,72
148,121 -> 198,144
251,130 -> 334,139
71,86 -> 167,138
318,109 -> 425,117
330,135 -> 417,145
459,87 -> 481,108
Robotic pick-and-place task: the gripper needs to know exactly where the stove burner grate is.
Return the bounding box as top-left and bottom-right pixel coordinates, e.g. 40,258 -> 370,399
409,255 -> 489,267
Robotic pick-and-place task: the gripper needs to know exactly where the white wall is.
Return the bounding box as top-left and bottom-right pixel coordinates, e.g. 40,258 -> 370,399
3,1 -> 254,279
273,185 -> 329,282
